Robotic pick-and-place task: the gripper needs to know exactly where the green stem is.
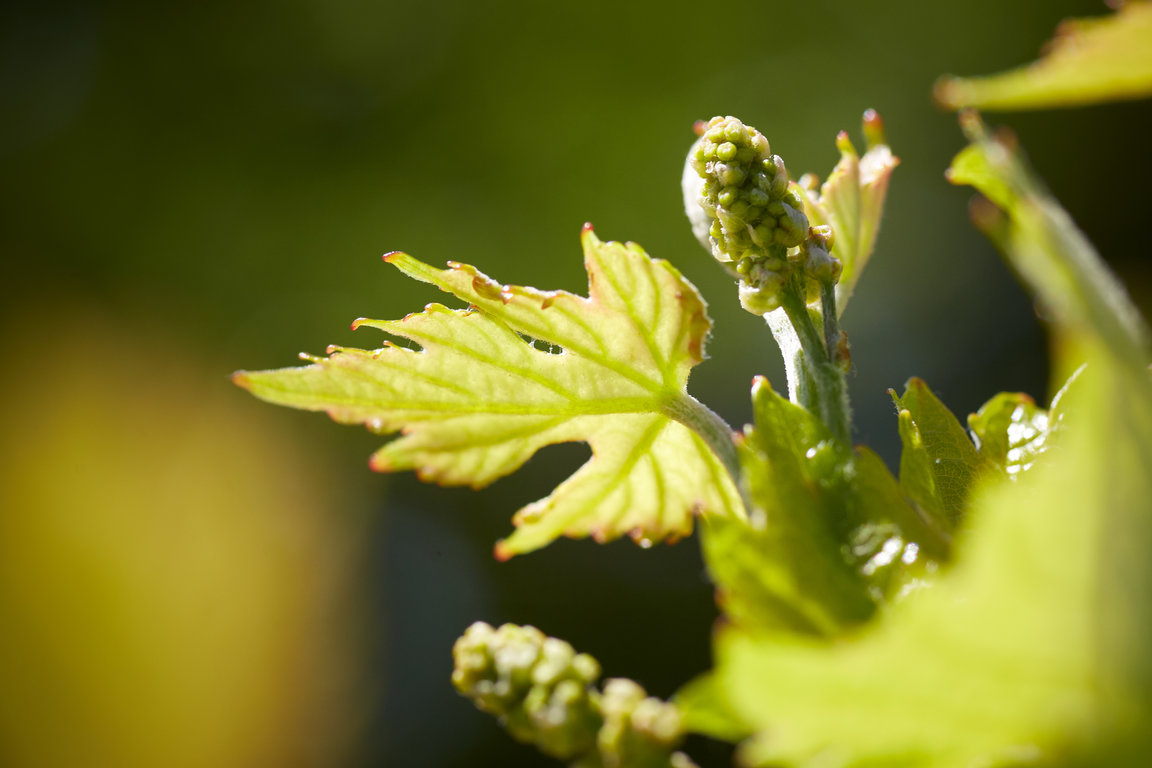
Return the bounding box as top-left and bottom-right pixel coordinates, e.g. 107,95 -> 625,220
819,279 -> 840,365
778,280 -> 853,446
663,393 -> 751,514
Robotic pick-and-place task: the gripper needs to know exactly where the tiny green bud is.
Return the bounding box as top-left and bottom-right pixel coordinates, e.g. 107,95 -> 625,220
751,224 -> 775,247
783,189 -> 805,212
716,163 -> 746,187
769,155 -> 789,196
776,204 -> 809,247
715,141 -> 738,161
738,271 -> 786,315
810,223 -> 835,251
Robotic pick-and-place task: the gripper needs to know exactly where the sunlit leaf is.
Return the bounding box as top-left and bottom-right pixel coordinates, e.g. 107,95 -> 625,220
947,114 -> 1152,368
935,2 -> 1152,110
794,110 -> 899,315
949,118 -> 1152,759
697,377 -> 947,640
706,339 -> 1152,767
689,119 -> 1152,768
234,226 -> 742,558
890,378 -> 986,527
968,391 -> 1049,479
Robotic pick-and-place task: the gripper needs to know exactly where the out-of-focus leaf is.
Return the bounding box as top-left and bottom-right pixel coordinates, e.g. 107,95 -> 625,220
0,318 -> 363,768
698,377 -> 946,639
794,110 -> 899,315
947,114 -> 1151,368
935,2 -> 1152,110
706,342 -> 1152,767
694,118 -> 1152,768
235,226 -> 742,559
890,378 -> 987,527
949,117 -> 1152,758
674,672 -> 754,744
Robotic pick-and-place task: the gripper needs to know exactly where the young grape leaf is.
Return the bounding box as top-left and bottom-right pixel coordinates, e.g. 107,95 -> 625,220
967,391 -> 1050,478
935,2 -> 1152,110
696,377 -> 949,640
947,114 -> 1152,369
685,119 -> 1152,768
699,340 -> 1152,768
890,378 -> 987,528
234,226 -> 743,559
792,110 -> 899,316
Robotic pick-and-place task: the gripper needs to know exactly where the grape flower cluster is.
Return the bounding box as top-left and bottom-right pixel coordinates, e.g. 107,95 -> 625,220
453,622 -> 697,768
686,115 -> 841,315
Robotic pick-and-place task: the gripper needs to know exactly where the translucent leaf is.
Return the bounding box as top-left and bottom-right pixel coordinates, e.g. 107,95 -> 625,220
890,378 -> 986,527
949,121 -> 1152,758
234,227 -> 742,558
968,391 -> 1050,478
705,343 -> 1152,768
698,377 -> 947,639
691,124 -> 1152,768
935,2 -> 1152,110
794,110 -> 899,315
947,114 -> 1152,369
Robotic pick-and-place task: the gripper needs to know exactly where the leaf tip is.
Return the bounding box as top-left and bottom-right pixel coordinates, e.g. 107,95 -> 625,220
492,539 -> 516,561
862,108 -> 886,148
580,222 -> 601,251
933,75 -> 962,110
231,370 -> 252,390
382,251 -> 405,263
835,130 -> 855,155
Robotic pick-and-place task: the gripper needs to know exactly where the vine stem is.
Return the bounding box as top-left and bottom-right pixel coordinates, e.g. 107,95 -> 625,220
662,393 -> 752,515
819,279 -> 841,365
777,280 -> 853,446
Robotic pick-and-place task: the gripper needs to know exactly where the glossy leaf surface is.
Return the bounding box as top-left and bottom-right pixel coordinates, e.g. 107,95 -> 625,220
890,378 -> 986,528
697,377 -> 947,641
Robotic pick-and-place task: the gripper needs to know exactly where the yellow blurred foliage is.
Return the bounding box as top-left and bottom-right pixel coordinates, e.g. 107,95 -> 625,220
0,313 -> 369,768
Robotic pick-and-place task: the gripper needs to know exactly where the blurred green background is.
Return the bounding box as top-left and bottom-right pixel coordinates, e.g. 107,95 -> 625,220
2,1 -> 1150,766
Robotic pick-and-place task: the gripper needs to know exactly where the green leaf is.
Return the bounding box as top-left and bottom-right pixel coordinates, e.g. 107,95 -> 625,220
890,378 -> 987,528
967,391 -> 1050,478
234,226 -> 742,558
794,110 -> 899,315
705,348 -> 1152,767
692,125 -> 1152,768
674,672 -> 754,745
935,2 -> 1152,111
949,121 -> 1152,759
698,377 -> 947,639
947,114 -> 1152,370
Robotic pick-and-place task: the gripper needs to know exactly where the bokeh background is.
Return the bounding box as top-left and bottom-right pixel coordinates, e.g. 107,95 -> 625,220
2,1 -> 1150,766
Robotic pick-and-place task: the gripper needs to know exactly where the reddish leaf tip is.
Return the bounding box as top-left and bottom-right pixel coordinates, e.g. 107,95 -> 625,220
692,119 -> 707,137
493,540 -> 514,561
383,251 -> 403,262
351,318 -> 367,330
231,370 -> 251,389
582,221 -> 594,233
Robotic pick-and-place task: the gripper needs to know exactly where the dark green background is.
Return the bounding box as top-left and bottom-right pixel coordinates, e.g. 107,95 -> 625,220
4,1 -> 1150,765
